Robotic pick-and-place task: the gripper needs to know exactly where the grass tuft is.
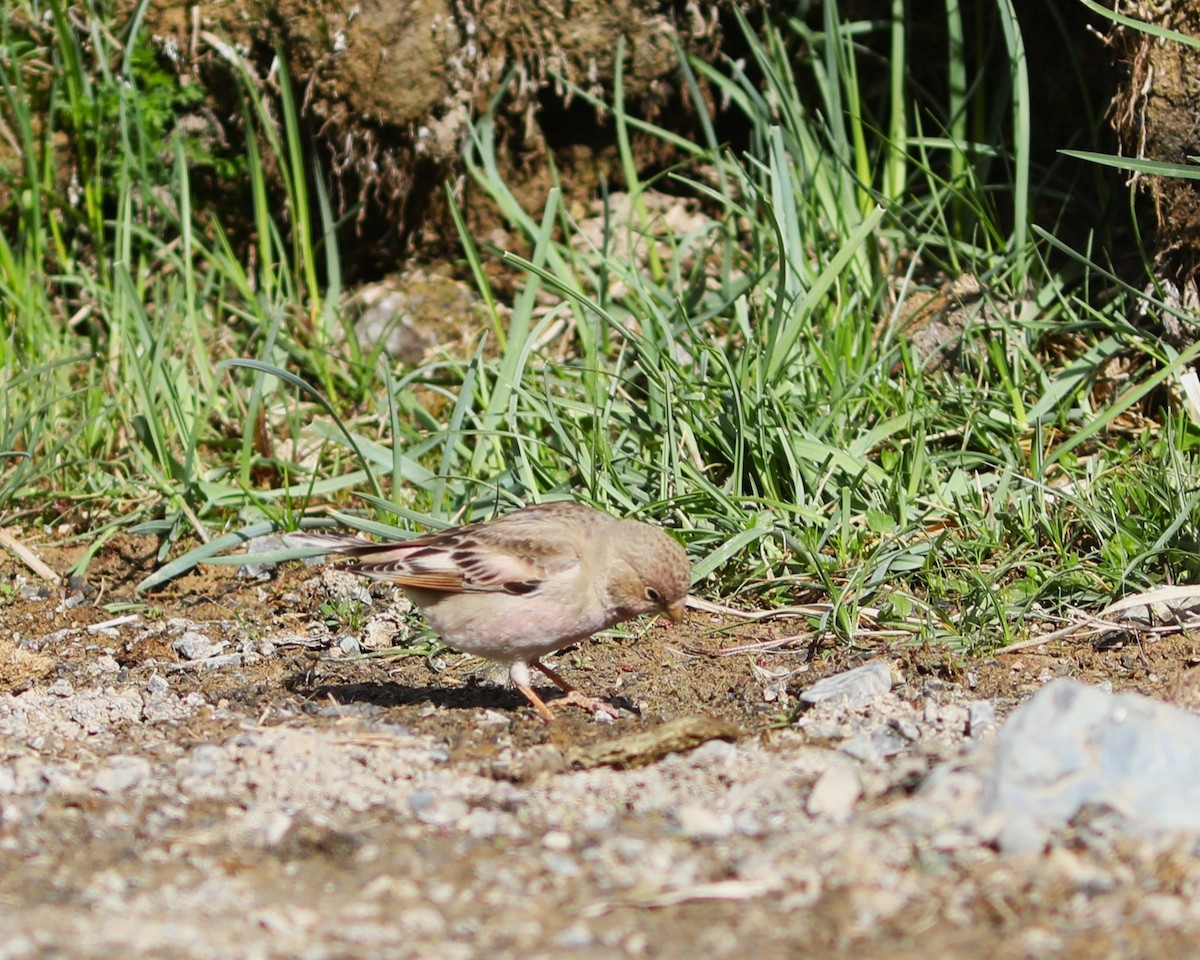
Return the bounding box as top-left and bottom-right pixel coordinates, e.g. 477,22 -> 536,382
0,3 -> 1191,651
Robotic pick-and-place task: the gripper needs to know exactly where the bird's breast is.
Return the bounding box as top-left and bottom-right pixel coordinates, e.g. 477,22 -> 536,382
406,586 -> 611,664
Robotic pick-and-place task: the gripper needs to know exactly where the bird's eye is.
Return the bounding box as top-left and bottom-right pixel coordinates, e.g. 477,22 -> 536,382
645,587 -> 662,603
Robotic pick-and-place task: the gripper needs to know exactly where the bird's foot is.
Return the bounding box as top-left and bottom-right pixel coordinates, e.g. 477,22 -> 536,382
555,689 -> 619,723
512,681 -> 620,724
532,661 -> 622,721
511,660 -> 625,723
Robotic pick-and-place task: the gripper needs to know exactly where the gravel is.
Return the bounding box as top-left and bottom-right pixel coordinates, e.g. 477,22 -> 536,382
8,648 -> 1200,957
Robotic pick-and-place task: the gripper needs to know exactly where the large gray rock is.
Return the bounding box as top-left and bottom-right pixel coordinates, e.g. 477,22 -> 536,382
981,679 -> 1200,853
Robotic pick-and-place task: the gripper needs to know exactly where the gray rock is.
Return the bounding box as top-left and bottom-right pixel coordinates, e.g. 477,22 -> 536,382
238,534 -> 290,579
799,662 -> 892,708
981,679 -> 1200,853
889,717 -> 921,742
464,809 -> 504,840
542,852 -> 581,877
839,734 -> 881,765
20,628 -> 74,651
40,766 -> 87,796
146,674 -> 169,696
967,700 -> 996,737
172,632 -> 223,660
93,654 -> 121,675
171,653 -> 244,672
63,689 -> 143,734
142,692 -> 200,724
360,611 -> 413,651
871,725 -> 909,757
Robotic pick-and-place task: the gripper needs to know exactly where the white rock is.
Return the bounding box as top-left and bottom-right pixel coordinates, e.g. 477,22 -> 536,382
982,679 -> 1200,852
676,802 -> 734,839
172,632 -> 223,660
145,674 -> 169,696
92,755 -> 151,794
806,762 -> 862,822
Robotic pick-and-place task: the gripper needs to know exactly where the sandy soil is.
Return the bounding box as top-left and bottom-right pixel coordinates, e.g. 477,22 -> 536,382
2,533 -> 1200,959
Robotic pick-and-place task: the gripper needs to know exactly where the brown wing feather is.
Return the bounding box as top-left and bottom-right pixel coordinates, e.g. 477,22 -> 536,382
289,502 -> 606,594
347,559 -> 466,591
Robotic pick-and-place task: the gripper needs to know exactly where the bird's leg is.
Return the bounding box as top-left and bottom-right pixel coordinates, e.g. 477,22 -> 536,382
508,660 -> 558,723
532,660 -> 618,718
513,681 -> 559,724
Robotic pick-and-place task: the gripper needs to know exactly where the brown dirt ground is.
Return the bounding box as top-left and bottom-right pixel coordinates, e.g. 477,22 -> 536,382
3,532 -> 1200,958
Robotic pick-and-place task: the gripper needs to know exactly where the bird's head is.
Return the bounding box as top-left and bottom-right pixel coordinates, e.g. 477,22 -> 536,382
605,521 -> 691,624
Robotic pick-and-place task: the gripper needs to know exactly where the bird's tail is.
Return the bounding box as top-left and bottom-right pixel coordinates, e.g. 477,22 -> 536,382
285,531 -> 390,558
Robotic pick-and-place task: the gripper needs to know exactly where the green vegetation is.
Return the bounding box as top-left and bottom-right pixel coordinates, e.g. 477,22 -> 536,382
1,1 -> 1193,652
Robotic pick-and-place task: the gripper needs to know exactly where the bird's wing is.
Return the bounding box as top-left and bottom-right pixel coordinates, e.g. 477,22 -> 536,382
289,509 -> 589,594
435,515 -> 588,592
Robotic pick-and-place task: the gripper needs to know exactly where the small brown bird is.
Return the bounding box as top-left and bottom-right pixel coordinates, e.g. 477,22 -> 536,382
294,501 -> 691,722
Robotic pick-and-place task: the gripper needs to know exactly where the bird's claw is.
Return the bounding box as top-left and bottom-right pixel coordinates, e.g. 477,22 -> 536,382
557,689 -> 619,722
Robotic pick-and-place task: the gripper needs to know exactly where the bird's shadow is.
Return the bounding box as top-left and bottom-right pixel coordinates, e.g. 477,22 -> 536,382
283,672 -> 636,717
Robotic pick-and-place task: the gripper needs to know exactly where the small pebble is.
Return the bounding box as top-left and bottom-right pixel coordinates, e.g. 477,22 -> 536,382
542,853 -> 580,877
172,633 -> 223,660
146,674 -> 169,696
688,738 -> 738,765
889,717 -> 921,741
967,701 -> 996,737
806,763 -> 862,822
181,745 -> 225,780
676,803 -> 734,839
92,756 -> 151,794
839,734 -> 880,765
93,654 -> 121,675
555,924 -> 595,949
410,792 -> 468,826
237,534 -> 289,579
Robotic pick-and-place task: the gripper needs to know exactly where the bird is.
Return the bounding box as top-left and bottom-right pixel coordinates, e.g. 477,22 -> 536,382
292,501 -> 691,722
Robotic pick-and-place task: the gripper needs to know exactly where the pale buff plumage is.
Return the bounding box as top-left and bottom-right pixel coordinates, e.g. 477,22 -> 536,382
294,501 -> 691,721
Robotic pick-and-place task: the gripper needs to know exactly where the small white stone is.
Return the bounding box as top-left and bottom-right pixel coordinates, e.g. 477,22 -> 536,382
93,755 -> 152,794
806,763 -> 862,822
676,803 -> 734,839
93,654 -> 120,674
145,674 -> 169,696
172,632 -> 223,660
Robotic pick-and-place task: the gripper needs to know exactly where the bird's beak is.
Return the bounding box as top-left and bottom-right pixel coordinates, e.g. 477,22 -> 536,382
665,597 -> 687,622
